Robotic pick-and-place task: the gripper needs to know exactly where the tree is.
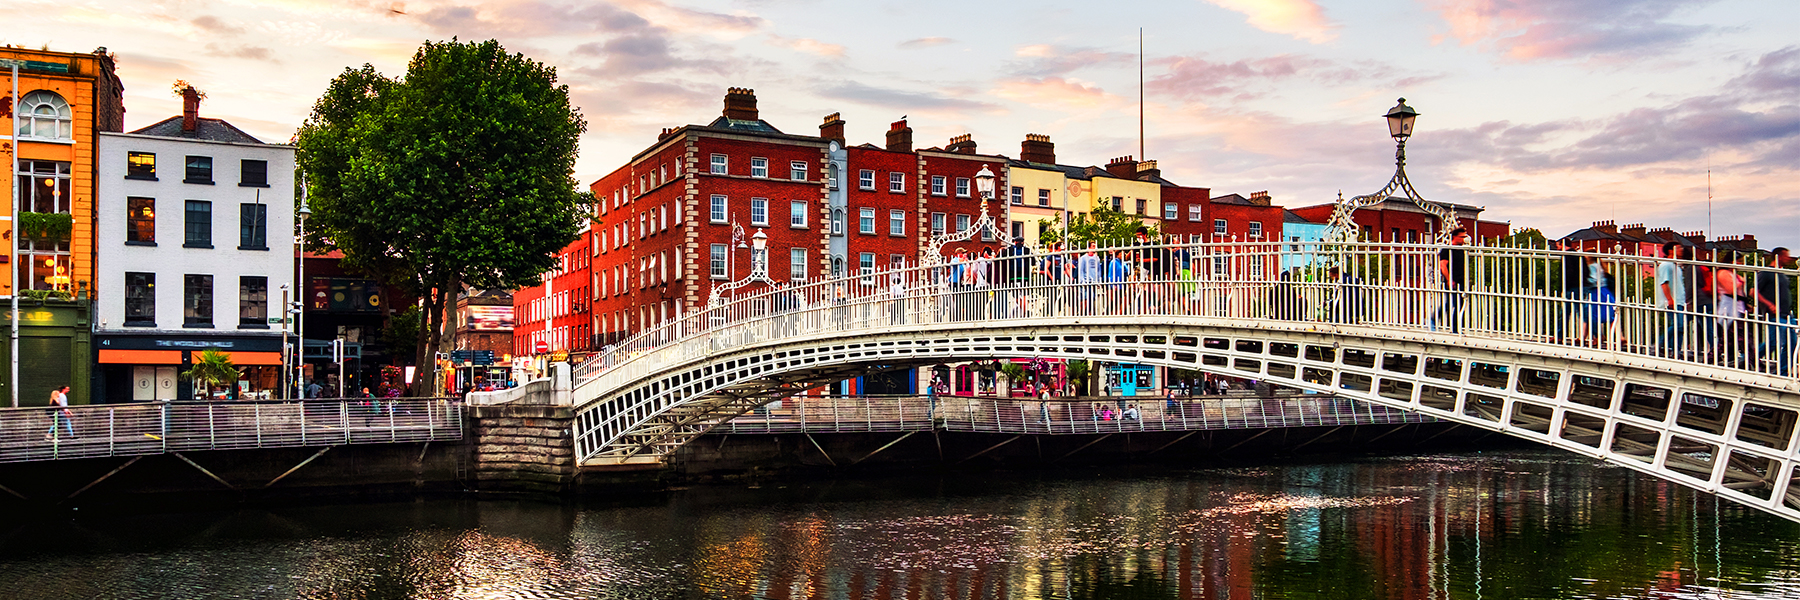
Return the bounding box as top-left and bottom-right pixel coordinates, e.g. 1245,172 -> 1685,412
1036,206 -> 1159,248
296,39 -> 588,394
182,349 -> 240,397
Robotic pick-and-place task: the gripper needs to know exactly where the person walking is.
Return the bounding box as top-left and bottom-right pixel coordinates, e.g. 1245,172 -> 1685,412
1581,253 -> 1619,348
45,385 -> 75,439
1655,241 -> 1690,358
1556,239 -> 1585,343
1078,242 -> 1102,315
1002,237 -> 1033,317
1431,228 -> 1470,333
1755,247 -> 1796,375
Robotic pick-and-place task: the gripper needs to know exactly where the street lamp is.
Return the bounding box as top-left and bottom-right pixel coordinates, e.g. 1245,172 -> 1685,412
296,198 -> 311,398
750,229 -> 768,273
974,165 -> 996,200
1325,98 -> 1457,245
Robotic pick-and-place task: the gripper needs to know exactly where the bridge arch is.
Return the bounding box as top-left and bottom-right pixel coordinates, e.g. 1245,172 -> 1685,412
569,241 -> 1800,520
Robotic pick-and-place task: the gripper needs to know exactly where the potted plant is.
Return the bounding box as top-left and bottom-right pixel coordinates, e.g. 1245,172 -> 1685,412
182,349 -> 241,401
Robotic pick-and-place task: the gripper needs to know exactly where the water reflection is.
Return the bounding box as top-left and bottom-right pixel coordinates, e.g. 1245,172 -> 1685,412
1,449 -> 1797,599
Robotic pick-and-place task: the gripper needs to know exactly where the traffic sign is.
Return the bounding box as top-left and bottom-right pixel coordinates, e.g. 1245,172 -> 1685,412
535,340 -> 549,354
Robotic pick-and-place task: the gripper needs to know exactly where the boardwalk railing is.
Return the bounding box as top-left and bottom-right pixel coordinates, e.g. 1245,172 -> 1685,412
714,394 -> 1434,436
0,398 -> 464,463
576,241 -> 1799,402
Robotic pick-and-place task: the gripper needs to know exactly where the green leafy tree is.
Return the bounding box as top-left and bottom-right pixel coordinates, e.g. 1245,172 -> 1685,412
1036,206 -> 1158,248
296,39 -> 587,394
182,349 -> 241,395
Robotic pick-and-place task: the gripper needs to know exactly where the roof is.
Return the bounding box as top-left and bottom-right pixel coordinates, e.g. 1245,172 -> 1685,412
1210,193 -> 1260,206
130,116 -> 266,144
705,116 -> 784,134
1283,210 -> 1319,224
1005,159 -> 1125,181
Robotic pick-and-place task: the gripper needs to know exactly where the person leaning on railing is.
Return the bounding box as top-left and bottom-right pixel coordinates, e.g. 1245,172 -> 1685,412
1754,247 -> 1797,376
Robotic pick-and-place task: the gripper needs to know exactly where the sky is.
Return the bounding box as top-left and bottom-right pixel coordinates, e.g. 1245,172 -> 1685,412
10,0 -> 1799,245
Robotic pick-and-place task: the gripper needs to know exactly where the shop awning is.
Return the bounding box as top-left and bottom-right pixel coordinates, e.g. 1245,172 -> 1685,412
221,351 -> 283,366
98,349 -> 182,364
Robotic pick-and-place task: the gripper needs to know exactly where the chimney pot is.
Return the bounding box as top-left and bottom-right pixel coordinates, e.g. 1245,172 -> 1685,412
722,87 -> 758,121
819,112 -> 845,144
1020,134 -> 1056,164
885,119 -> 913,153
946,133 -> 977,155
181,86 -> 200,132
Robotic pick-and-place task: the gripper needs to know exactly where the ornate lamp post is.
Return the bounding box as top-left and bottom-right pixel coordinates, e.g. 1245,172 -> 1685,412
1326,98 -> 1457,245
924,164 -> 1011,267
709,226 -> 773,307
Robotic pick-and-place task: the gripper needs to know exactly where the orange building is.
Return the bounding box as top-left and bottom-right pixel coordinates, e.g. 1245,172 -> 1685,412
3,46 -> 125,296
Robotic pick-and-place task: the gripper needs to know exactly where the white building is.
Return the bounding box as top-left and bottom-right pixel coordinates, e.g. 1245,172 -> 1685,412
94,91 -> 294,401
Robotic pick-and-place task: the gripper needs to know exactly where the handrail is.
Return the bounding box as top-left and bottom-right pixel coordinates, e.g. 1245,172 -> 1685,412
574,240 -> 1800,400
713,394 -> 1432,435
0,398 -> 463,463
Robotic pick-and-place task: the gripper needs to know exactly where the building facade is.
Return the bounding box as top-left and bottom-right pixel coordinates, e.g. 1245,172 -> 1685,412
92,88 -> 294,402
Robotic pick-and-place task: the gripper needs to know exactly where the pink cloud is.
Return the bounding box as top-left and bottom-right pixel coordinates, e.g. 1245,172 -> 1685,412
1424,0 -> 1710,61
1204,0 -> 1339,44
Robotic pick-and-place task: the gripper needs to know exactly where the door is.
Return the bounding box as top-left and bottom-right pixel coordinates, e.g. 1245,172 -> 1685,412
155,367 -> 178,401
132,366 -> 157,401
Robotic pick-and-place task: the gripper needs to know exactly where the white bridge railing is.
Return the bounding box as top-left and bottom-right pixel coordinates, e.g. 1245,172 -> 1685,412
714,394 -> 1435,436
0,398 -> 464,463
576,240 -> 1799,402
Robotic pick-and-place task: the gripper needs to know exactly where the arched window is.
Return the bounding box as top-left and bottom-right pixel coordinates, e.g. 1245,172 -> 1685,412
19,91 -> 72,140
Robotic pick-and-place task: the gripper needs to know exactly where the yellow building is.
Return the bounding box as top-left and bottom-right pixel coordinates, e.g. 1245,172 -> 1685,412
1004,134 -> 1165,248
3,46 -> 125,297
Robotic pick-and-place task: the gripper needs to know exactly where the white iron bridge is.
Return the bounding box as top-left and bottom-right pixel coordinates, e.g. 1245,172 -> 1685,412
570,241 -> 1800,519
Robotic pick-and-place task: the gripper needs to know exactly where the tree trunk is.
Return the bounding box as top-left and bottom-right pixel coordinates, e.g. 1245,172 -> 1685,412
430,273 -> 461,397
412,287 -> 436,397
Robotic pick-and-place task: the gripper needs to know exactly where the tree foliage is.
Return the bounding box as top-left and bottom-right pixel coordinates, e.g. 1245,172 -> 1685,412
182,349 -> 240,390
295,39 -> 587,392
1036,206 -> 1159,248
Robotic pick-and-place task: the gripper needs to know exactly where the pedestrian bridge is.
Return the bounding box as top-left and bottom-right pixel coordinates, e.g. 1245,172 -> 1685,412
570,241 -> 1800,519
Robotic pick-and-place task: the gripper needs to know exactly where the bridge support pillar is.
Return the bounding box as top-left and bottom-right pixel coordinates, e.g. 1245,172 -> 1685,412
467,404 -> 578,493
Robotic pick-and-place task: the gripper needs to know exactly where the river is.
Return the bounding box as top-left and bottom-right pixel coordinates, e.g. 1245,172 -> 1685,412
1,448 -> 1795,599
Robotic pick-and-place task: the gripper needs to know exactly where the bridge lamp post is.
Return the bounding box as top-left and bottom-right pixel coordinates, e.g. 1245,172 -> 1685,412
296,199 -> 311,398
1385,98 -> 1418,168
1325,98 -> 1456,246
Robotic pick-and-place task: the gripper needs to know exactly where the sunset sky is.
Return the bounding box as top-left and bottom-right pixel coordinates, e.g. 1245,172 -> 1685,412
15,0 -> 1799,244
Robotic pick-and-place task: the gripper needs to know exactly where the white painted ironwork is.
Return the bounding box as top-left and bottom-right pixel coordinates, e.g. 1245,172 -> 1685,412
922,165 -> 1010,268
1325,98 -> 1460,245
568,239 -> 1800,520
0,398 -> 463,463
708,225 -> 776,307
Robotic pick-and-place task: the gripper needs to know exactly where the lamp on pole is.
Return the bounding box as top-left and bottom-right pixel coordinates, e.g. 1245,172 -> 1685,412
1325,98 -> 1456,245
295,196 -> 311,398
6,58 -> 20,407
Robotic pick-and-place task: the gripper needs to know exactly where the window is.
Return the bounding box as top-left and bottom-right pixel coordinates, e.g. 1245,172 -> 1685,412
751,157 -> 769,178
790,200 -> 808,228
1251,257 -> 1265,278
1111,196 -> 1123,211
1249,222 -> 1263,238
710,154 -> 728,174
1391,228 -> 1401,242
240,160 -> 268,187
710,195 -> 727,223
124,272 -> 155,327
889,210 -> 905,236
859,207 -> 876,234
750,198 -> 768,226
1135,198 -> 1146,215
127,197 -> 156,244
1189,205 -> 1202,222
790,248 -> 808,281
931,176 -> 946,196
185,156 -> 213,184
1038,189 -> 1051,207
185,200 -> 213,247
239,203 -> 267,249
19,160 -> 71,214
1214,219 -> 1227,235
790,161 -> 807,181
184,274 -> 214,327
955,214 -> 970,234
1011,220 -> 1024,240
955,177 -> 971,198
239,276 -> 268,328
1163,203 -> 1177,220
831,208 -> 845,235
1212,255 -> 1228,277
1010,186 -> 1023,205
17,91 -> 71,140
931,212 -> 946,235
127,152 -> 157,179
889,172 -> 905,193
859,252 -> 876,276
1191,234 -> 1205,243
710,244 -> 727,278
859,169 -> 875,190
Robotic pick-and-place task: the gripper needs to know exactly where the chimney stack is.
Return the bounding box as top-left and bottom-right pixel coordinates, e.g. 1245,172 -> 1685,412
946,133 -> 977,155
722,87 -> 758,121
1621,223 -> 1647,238
820,113 -> 845,145
1135,159 -> 1160,181
1593,220 -> 1618,234
886,119 -> 913,153
181,86 -> 200,132
1105,156 -> 1138,179
1247,191 -> 1272,206
1020,134 -> 1055,164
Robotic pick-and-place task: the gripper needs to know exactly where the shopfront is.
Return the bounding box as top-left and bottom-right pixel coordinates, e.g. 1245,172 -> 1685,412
1102,363 -> 1158,397
94,333 -> 283,402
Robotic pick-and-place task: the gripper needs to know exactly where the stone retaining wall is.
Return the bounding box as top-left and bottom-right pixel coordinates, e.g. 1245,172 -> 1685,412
467,405 -> 577,493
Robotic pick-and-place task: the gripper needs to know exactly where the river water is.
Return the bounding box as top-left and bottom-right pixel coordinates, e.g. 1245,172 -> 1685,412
2,448 -> 1797,599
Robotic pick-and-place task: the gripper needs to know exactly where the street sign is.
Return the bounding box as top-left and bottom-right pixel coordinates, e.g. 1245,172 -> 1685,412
268,316 -> 288,324
534,340 -> 549,354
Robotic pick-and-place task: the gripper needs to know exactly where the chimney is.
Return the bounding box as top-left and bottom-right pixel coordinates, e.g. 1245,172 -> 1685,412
1135,159 -> 1160,180
1593,220 -> 1618,234
1105,155 -> 1138,179
1740,234 -> 1758,250
181,86 -> 200,132
1681,230 -> 1707,245
722,87 -> 758,121
886,119 -> 913,153
819,113 -> 845,145
946,134 -> 977,155
1020,134 -> 1055,164
1621,223 -> 1646,238
658,127 -> 676,141
1247,191 -> 1272,206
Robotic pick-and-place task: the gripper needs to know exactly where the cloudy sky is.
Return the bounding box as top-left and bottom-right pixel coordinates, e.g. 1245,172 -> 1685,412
15,0 -> 1799,244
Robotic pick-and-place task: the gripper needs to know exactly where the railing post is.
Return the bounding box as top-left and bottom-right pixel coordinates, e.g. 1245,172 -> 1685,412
107,407 -> 115,456
341,401 -> 350,445
255,403 -> 263,447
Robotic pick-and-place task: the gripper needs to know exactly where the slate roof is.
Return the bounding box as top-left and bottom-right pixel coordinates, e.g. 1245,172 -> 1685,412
706,116 -> 784,134
1283,209 -> 1319,224
130,116 -> 266,144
